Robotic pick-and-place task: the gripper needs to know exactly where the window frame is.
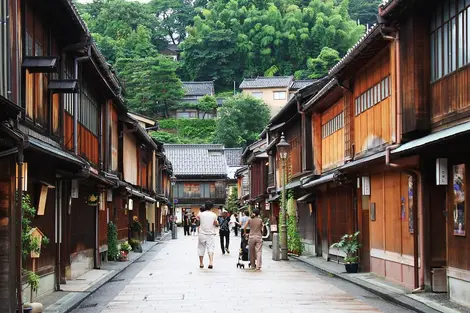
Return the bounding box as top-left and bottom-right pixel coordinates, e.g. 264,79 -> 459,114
431,0 -> 470,82
273,91 -> 287,100
355,76 -> 391,116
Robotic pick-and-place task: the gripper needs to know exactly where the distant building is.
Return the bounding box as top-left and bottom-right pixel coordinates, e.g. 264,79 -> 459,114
225,148 -> 243,194
172,81 -> 217,119
164,144 -> 228,219
239,76 -> 316,116
160,43 -> 180,61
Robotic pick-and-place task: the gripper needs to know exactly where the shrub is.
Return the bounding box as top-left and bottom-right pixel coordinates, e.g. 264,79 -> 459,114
107,222 -> 119,261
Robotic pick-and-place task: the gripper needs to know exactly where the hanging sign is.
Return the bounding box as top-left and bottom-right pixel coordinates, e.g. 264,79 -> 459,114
361,176 -> 371,196
436,158 -> 448,185
71,180 -> 79,198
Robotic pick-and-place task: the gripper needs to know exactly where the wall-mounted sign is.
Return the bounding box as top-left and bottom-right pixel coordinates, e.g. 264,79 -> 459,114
71,180 -> 79,198
86,194 -> 100,206
436,158 -> 448,185
106,189 -> 113,202
370,202 -> 376,221
265,201 -> 270,211
361,176 -> 371,196
128,199 -> 133,211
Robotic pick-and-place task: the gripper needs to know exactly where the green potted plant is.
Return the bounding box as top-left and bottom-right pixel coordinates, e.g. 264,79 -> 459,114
130,219 -> 143,239
119,241 -> 132,261
129,238 -> 142,253
330,231 -> 361,273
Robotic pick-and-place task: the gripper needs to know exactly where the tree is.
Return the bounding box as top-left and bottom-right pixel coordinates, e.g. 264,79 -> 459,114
150,0 -> 195,45
348,0 -> 381,26
226,187 -> 239,213
115,56 -> 184,117
296,47 -> 340,79
192,95 -> 218,118
181,0 -> 365,88
215,94 -> 270,148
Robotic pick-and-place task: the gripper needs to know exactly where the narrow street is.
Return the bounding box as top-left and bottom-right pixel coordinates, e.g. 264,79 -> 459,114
73,229 -> 416,313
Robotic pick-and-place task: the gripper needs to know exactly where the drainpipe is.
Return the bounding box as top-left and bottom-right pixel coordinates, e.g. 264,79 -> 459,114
73,47 -> 92,155
383,25 -> 424,291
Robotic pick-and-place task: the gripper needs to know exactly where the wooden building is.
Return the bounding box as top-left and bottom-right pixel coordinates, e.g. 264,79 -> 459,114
241,140 -> 269,214
164,144 -> 228,219
241,0 -> 470,306
262,79 -> 328,255
0,0 -> 172,310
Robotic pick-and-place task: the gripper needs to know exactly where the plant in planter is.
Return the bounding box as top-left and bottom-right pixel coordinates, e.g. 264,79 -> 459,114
107,222 -> 120,261
330,231 -> 361,273
120,241 -> 132,261
130,219 -> 143,239
129,238 -> 142,253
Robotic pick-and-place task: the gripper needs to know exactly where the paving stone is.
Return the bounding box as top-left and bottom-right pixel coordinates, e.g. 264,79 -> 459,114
93,230 -> 389,313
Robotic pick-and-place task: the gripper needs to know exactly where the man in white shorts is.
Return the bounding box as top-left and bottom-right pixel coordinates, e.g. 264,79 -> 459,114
198,201 -> 219,269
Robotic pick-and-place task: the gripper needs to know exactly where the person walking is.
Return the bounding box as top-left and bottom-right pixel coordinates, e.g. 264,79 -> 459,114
240,210 -> 250,237
183,210 -> 191,236
232,214 -> 240,236
190,212 -> 198,236
243,209 -> 263,270
198,201 -> 218,269
218,209 -> 231,254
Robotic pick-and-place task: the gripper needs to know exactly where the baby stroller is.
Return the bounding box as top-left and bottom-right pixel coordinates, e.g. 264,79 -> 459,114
236,234 -> 249,269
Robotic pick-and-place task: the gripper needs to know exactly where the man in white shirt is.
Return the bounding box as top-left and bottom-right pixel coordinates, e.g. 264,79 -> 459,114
198,201 -> 219,269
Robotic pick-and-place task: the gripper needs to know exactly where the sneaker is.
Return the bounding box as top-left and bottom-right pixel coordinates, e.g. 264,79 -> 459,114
226,249 -> 230,254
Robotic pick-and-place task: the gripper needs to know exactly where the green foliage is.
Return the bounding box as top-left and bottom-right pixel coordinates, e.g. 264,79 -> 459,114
115,56 -> 184,117
330,231 -> 361,263
226,187 -> 239,213
120,241 -> 132,253
129,238 -> 142,251
286,191 -> 303,255
150,0 -> 196,45
215,94 -> 270,148
296,47 -> 341,79
21,194 -> 49,258
152,118 -> 216,144
26,271 -> 40,291
348,0 -> 381,25
181,0 -> 365,87
107,222 -> 119,261
130,220 -> 143,233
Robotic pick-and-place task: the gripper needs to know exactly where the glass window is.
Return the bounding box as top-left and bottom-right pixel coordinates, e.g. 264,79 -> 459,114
431,0 -> 470,81
251,91 -> 263,99
273,91 -> 286,100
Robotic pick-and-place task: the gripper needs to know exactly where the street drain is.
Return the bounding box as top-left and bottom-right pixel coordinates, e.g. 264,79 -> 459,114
109,278 -> 125,283
135,259 -> 146,263
80,303 -> 98,309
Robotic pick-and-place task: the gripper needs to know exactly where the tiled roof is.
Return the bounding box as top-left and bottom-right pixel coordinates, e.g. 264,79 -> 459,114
164,144 -> 227,176
291,80 -> 315,90
225,148 -> 243,167
182,81 -> 214,96
239,76 -> 294,89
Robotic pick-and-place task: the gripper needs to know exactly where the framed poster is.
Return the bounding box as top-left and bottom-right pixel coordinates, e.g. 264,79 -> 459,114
408,176 -> 414,233
453,164 -> 466,236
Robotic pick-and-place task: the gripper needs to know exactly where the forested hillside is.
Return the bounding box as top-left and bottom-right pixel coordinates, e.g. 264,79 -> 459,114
76,0 -> 381,145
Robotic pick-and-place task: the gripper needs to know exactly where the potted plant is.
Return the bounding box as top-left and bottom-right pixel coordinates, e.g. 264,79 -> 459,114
22,303 -> 33,313
119,241 -> 131,261
330,231 -> 361,273
130,219 -> 143,239
129,238 -> 142,253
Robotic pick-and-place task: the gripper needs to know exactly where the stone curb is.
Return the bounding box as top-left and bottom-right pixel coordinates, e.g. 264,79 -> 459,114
48,231 -> 171,313
290,255 -> 442,313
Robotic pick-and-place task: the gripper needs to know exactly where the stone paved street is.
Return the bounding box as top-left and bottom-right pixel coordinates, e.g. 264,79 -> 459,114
73,229 -> 416,313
